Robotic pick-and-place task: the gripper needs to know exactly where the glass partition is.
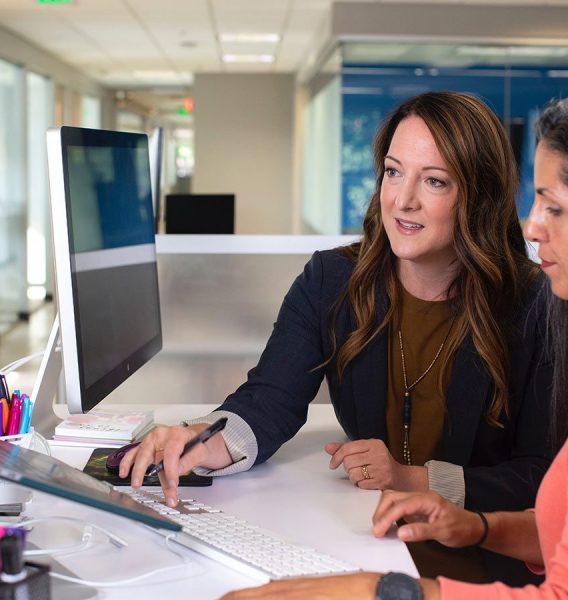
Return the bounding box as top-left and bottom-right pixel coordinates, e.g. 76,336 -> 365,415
0,58 -> 25,331
27,71 -> 54,303
340,41 -> 568,231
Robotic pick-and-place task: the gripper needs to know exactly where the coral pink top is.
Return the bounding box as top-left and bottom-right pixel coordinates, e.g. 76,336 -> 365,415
440,439 -> 568,599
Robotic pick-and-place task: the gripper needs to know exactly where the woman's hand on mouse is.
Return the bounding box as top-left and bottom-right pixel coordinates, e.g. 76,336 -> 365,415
119,423 -> 232,507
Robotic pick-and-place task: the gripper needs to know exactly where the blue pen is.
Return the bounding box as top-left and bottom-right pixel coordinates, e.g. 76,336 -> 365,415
18,395 -> 31,434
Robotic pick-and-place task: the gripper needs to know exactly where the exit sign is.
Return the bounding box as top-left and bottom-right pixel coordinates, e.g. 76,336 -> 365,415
38,0 -> 73,4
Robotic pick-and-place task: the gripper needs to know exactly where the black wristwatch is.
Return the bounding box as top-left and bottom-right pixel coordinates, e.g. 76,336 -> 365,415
376,572 -> 423,600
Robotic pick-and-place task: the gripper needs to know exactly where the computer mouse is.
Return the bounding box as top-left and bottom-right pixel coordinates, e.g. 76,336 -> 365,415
105,442 -> 141,474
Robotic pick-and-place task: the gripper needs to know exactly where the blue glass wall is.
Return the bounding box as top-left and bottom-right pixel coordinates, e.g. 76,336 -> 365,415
341,65 -> 568,232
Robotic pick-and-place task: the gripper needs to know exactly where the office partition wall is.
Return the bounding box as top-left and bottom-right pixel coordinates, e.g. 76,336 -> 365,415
0,58 -> 26,330
303,41 -> 568,234
341,42 -> 568,231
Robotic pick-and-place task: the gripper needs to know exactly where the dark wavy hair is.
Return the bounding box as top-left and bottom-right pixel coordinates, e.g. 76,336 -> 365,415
327,91 -> 539,426
536,98 -> 568,448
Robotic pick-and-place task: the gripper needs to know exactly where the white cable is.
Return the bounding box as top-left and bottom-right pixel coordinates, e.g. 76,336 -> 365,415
26,525 -> 98,557
164,532 -> 192,561
0,351 -> 50,375
0,516 -> 129,551
29,430 -> 51,455
49,562 -> 198,588
0,430 -> 51,456
25,537 -> 92,557
4,516 -> 201,586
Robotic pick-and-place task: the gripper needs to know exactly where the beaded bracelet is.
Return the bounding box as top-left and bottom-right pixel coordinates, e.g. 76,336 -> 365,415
473,510 -> 489,547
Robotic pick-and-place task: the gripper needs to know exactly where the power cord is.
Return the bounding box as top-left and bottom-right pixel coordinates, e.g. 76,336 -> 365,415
0,516 -> 128,556
48,532 -> 203,587
1,516 -> 202,587
0,351 -> 53,375
49,561 -> 201,588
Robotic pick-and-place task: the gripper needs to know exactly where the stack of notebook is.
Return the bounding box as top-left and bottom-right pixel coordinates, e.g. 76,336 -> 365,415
52,408 -> 154,447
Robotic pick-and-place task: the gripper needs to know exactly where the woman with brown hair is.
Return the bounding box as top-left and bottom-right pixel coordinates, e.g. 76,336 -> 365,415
219,96 -> 568,600
123,91 -> 552,584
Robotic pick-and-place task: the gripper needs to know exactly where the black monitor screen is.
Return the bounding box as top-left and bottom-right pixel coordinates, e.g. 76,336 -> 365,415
51,127 -> 162,412
165,194 -> 235,234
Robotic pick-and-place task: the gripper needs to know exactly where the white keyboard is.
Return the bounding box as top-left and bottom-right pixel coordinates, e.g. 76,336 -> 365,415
124,489 -> 361,582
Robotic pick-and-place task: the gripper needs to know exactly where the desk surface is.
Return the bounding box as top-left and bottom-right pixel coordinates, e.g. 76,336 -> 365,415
34,403 -> 417,599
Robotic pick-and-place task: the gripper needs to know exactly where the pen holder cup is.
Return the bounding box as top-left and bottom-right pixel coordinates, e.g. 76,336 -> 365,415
0,429 -> 50,510
0,562 -> 51,600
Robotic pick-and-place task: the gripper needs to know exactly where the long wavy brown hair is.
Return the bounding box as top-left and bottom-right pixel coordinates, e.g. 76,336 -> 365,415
329,91 -> 539,426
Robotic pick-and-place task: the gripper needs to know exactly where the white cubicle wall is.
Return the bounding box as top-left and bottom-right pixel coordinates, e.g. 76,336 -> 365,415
103,235 -> 358,408
29,235 -> 538,433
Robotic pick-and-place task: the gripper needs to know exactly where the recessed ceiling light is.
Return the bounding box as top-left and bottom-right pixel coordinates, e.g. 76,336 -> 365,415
457,46 -> 508,57
509,46 -> 568,57
457,45 -> 568,58
222,54 -> 275,64
132,71 -> 193,84
220,33 -> 280,43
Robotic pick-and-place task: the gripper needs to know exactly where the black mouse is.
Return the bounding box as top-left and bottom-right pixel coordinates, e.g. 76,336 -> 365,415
105,441 -> 141,474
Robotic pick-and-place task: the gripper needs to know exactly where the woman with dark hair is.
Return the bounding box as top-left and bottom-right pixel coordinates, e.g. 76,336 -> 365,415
124,91 -> 552,583
220,97 -> 568,600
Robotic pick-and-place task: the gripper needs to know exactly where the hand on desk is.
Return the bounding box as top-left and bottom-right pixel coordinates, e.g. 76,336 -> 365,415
325,439 -> 428,492
118,422 -> 232,507
219,572 -> 441,600
219,572 -> 380,599
372,489 -> 484,548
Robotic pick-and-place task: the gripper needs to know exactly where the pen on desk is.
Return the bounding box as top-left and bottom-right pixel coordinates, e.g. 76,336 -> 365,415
18,395 -> 31,435
6,398 -> 23,436
0,399 -> 6,436
10,390 -> 20,407
146,417 -> 228,478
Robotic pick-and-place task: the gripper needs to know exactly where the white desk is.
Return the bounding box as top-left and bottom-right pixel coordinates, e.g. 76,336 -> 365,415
30,403 -> 417,599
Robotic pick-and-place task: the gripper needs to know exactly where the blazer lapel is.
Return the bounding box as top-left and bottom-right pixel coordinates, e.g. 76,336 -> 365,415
444,336 -> 491,464
349,285 -> 390,441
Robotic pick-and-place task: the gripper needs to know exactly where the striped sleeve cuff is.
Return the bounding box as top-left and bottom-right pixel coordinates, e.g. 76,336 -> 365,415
424,460 -> 465,507
181,410 -> 258,477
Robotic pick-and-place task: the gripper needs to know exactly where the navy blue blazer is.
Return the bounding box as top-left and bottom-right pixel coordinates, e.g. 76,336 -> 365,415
219,249 -> 553,513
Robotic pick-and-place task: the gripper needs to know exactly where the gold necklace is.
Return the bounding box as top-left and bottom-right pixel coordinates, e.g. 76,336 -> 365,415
398,317 -> 455,465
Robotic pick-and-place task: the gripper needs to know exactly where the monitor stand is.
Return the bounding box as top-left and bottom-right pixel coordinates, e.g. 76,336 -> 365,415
30,316 -> 64,437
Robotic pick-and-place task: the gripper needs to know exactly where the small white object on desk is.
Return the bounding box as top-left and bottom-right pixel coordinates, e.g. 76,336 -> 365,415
52,408 -> 154,447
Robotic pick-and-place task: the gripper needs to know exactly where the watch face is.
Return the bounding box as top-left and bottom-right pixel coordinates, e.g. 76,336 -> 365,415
377,572 -> 422,600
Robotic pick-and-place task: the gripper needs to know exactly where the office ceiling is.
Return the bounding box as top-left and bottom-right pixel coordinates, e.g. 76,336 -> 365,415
0,0 -> 334,88
1,0 -> 568,117
3,0 -> 568,88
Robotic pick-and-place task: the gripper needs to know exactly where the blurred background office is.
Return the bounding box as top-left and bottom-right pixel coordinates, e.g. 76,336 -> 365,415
0,0 -> 566,411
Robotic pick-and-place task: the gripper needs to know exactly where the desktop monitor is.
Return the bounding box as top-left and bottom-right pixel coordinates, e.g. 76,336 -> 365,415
44,126 -> 162,414
165,193 -> 235,234
148,126 -> 163,232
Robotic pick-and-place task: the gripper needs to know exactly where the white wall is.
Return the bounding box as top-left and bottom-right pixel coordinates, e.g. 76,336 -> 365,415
193,74 -> 295,234
302,76 -> 341,234
331,1 -> 568,40
0,25 -> 112,114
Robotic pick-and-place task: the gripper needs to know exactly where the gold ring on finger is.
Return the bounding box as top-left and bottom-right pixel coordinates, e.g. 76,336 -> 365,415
361,464 -> 371,480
